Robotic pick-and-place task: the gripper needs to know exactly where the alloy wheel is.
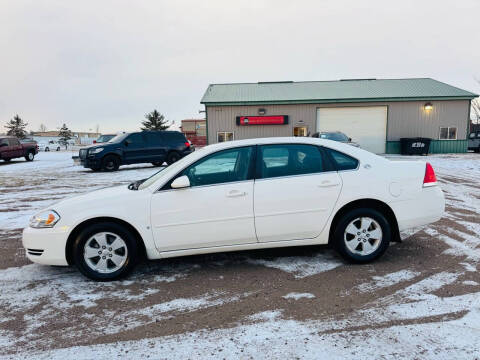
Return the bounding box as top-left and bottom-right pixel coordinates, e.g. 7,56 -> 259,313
343,217 -> 383,256
83,232 -> 128,274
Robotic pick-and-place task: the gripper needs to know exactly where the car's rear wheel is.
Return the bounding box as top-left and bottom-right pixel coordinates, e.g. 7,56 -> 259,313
25,151 -> 35,161
333,208 -> 391,263
56,146 -> 61,151
3,158 -> 11,162
45,147 -> 50,152
152,161 -> 163,167
102,155 -> 120,171
166,151 -> 181,165
73,222 -> 139,281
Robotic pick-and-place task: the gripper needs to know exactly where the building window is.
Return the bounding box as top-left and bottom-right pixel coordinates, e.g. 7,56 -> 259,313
293,127 -> 307,137
439,127 -> 457,140
217,131 -> 234,142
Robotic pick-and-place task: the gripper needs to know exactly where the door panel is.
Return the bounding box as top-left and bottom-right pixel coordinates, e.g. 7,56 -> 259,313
151,146 -> 256,251
254,144 -> 342,242
123,133 -> 148,163
151,181 -> 256,251
254,173 -> 342,242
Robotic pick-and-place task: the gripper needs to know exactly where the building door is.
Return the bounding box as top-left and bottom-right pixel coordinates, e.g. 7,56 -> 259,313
316,106 -> 387,153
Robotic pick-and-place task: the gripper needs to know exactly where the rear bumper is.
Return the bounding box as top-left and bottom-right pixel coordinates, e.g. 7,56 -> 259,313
391,186 -> 445,231
22,226 -> 69,266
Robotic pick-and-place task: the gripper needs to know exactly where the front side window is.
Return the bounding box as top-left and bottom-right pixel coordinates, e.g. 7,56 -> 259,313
439,127 -> 457,140
325,148 -> 359,171
217,131 -> 234,142
258,144 -> 326,179
180,146 -> 253,187
127,133 -> 144,146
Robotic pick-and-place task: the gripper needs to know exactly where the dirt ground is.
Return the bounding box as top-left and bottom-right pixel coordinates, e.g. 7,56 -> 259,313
0,152 -> 479,359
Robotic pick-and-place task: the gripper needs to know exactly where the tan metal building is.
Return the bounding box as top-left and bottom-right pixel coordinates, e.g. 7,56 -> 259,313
200,78 -> 477,154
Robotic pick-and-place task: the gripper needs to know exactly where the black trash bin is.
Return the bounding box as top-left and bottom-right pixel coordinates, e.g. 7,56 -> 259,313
400,138 -> 432,155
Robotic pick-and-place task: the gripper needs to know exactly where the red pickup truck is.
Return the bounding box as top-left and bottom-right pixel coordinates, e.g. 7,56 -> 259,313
0,136 -> 38,162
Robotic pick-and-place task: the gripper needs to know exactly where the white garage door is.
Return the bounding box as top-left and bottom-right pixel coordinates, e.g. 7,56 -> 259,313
316,106 -> 387,154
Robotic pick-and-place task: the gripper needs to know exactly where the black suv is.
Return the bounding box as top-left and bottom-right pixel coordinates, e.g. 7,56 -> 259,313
79,131 -> 193,171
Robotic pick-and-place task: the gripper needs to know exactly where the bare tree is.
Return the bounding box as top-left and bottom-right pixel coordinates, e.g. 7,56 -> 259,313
39,123 -> 48,132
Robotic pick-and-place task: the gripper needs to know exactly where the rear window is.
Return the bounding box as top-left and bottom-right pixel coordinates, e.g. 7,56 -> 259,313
325,148 -> 359,171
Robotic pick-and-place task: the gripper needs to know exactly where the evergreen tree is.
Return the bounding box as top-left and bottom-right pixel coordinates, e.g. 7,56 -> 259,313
58,124 -> 73,148
5,114 -> 28,138
141,110 -> 170,131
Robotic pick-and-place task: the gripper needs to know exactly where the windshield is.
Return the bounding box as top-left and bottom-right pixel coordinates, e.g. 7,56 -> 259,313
108,133 -> 129,143
320,132 -> 349,142
97,135 -> 114,143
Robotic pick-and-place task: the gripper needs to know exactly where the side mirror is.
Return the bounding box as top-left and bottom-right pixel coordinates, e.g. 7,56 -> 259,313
171,175 -> 190,189
124,139 -> 131,146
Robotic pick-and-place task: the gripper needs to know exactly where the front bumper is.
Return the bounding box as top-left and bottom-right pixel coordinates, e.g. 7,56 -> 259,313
80,157 -> 102,169
22,226 -> 69,266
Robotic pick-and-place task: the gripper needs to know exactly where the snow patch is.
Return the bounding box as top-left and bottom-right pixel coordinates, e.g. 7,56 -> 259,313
248,251 -> 343,278
283,292 -> 316,300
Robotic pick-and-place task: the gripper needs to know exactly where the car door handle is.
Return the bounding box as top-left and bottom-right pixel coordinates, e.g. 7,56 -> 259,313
317,180 -> 340,188
226,190 -> 247,198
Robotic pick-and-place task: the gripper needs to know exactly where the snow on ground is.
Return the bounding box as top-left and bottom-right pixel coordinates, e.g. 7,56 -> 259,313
0,152 -> 160,229
1,152 -> 480,358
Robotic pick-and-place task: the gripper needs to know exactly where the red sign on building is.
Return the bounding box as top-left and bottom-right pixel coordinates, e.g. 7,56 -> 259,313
236,115 -> 289,126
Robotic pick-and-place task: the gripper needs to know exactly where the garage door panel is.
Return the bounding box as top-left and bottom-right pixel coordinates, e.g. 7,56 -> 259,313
316,106 -> 387,154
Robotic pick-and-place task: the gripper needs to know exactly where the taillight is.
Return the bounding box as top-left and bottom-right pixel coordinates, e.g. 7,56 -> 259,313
423,162 -> 437,187
185,142 -> 190,147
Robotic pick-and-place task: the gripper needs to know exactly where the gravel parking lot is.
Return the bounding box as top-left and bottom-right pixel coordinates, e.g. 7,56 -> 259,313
1,152 -> 479,359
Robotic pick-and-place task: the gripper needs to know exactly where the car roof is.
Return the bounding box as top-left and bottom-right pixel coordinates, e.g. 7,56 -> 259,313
201,137 -> 378,160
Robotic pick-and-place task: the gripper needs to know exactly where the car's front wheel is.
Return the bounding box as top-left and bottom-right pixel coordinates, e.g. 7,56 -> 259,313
333,208 -> 391,263
73,222 -> 139,281
25,151 -> 35,161
102,155 -> 120,171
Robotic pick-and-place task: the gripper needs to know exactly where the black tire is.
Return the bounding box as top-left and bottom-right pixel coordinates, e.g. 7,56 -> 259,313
73,222 -> 139,281
475,147 -> 480,153
45,147 -> 50,152
166,151 -> 181,165
3,158 -> 11,162
152,161 -> 163,167
56,146 -> 60,151
25,151 -> 35,162
102,155 -> 120,171
333,207 -> 391,263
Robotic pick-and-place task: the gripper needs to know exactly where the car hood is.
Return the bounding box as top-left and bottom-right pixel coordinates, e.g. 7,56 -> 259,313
48,185 -> 134,213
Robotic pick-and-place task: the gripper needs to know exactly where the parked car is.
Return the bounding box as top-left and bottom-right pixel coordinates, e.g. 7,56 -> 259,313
23,137 -> 445,281
93,134 -> 116,144
312,131 -> 360,147
38,141 -> 61,152
78,131 -> 193,171
0,136 -> 38,162
468,131 -> 480,152
19,138 -> 37,145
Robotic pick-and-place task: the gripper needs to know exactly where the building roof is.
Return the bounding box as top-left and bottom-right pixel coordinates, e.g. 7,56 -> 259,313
201,78 -> 478,106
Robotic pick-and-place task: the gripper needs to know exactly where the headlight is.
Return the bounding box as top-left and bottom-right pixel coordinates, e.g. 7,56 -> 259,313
30,210 -> 61,228
89,147 -> 104,154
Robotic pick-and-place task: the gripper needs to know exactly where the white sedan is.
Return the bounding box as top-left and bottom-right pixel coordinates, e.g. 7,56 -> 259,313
23,137 -> 445,281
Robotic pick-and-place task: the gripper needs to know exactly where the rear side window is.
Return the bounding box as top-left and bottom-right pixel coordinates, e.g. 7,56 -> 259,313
8,138 -> 20,146
258,144 -> 328,179
325,148 -> 359,171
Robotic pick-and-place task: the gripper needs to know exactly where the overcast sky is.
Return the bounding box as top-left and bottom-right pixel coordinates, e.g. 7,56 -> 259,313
1,0 -> 479,133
